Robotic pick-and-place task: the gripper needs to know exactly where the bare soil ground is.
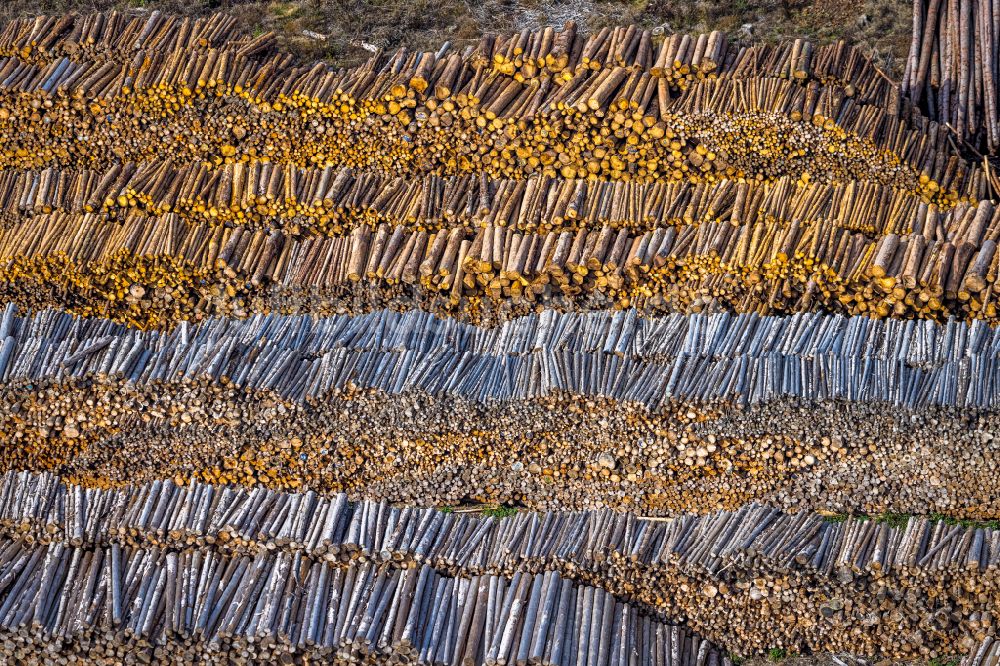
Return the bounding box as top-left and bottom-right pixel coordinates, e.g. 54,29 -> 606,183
742,653 -> 961,666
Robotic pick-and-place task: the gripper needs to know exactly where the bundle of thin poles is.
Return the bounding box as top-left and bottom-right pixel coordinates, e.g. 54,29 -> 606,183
903,0 -> 1000,153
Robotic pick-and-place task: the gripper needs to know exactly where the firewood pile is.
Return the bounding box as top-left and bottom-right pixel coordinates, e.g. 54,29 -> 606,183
0,470 -> 997,660
1,10 -> 1000,663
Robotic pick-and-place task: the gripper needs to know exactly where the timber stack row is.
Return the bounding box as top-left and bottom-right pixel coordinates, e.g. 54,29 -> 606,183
1,10 -> 999,664
8,305 -> 1000,410
0,470 -> 996,659
0,14 -> 982,200
6,190 -> 1000,327
0,164 -> 972,233
2,305 -> 1000,521
0,12 -> 275,64
0,544 -> 723,665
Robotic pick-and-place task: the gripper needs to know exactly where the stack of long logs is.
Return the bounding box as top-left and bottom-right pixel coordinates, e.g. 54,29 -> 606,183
7,305 -> 1000,410
3,11 -> 1000,665
0,163 -> 979,233
4,176 -> 1000,326
2,304 -> 1000,519
0,14 -> 981,201
0,11 -> 276,64
0,547 -> 718,665
903,0 -> 1000,153
965,637 -> 1000,665
0,471 -> 995,660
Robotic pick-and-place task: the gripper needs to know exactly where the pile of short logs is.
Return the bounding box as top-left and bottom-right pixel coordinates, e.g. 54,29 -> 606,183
2,305 -> 1000,519
6,188 -> 1000,326
0,471 -> 995,659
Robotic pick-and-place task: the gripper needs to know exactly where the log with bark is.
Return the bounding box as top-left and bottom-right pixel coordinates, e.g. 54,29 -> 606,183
903,0 -> 1000,153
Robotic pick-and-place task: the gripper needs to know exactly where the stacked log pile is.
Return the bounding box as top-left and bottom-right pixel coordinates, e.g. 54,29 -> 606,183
0,542 -> 722,665
903,0 -> 1000,154
0,12 -> 275,65
0,160 -> 976,233
2,11 -> 1000,664
0,15 -> 995,329
6,181 -> 1000,326
0,164 -> 964,234
7,305 -> 1000,410
0,471 -> 995,659
0,16 -> 980,200
1,305 -> 1000,518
